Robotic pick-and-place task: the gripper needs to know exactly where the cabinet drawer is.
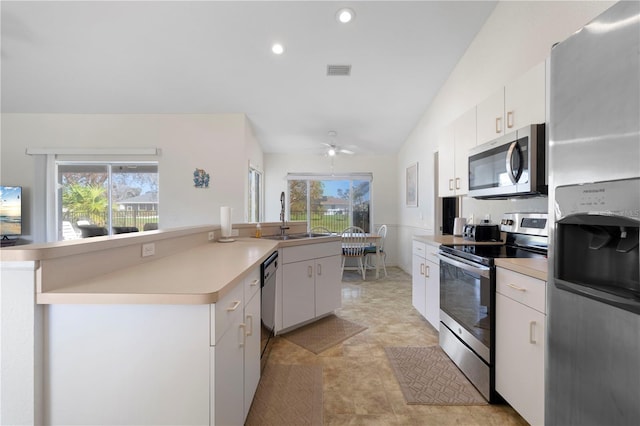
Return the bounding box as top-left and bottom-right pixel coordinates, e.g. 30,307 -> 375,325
282,241 -> 341,264
210,280 -> 244,346
244,267 -> 260,305
425,244 -> 440,264
496,267 -> 546,314
413,241 -> 426,257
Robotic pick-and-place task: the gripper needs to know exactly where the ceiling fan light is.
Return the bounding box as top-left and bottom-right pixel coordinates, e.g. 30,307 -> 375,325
328,148 -> 337,156
271,43 -> 284,55
336,8 -> 355,24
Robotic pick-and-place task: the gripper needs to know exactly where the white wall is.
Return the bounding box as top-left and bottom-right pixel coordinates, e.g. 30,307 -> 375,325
396,1 -> 615,273
0,113 -> 262,243
264,152 -> 399,265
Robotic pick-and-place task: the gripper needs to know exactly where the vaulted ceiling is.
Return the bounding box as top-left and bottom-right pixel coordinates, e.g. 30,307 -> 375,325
1,1 -> 497,155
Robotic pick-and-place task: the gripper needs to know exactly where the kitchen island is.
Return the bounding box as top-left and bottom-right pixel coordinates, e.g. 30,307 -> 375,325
0,225 -> 340,426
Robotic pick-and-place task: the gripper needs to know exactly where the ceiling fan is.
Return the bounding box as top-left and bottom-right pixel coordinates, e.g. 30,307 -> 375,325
321,131 -> 355,157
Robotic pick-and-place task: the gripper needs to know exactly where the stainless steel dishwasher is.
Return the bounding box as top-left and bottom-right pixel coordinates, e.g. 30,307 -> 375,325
260,250 -> 278,369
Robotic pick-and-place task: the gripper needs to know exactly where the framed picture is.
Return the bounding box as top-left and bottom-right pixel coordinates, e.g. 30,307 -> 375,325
406,162 -> 418,207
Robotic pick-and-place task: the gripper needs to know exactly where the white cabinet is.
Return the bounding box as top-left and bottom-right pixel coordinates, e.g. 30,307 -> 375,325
315,254 -> 342,317
477,61 -> 546,145
282,260 -> 316,328
411,240 -> 440,329
281,241 -> 342,330
412,244 -> 427,318
438,107 -> 477,196
424,245 -> 440,330
213,267 -> 261,425
496,267 -> 546,426
243,269 -> 261,421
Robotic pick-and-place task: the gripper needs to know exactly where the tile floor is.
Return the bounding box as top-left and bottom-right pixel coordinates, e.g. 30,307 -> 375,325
265,267 -> 529,425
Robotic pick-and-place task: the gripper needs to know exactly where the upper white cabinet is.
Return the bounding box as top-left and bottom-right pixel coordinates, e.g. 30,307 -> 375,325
438,107 -> 477,197
477,61 -> 546,145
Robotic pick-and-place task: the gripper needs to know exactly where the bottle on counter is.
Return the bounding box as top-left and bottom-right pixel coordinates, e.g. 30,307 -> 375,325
255,223 -> 262,238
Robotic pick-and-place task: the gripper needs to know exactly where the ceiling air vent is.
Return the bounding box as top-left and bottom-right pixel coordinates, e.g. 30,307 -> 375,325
326,64 -> 351,76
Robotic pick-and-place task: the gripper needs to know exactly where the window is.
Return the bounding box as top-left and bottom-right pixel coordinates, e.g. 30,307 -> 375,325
57,162 -> 158,240
248,167 -> 262,222
287,173 -> 372,233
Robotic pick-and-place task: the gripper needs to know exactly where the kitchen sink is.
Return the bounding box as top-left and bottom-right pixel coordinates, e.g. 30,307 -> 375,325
261,232 -> 333,241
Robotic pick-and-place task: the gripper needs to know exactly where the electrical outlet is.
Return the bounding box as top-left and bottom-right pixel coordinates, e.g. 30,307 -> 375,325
230,229 -> 239,237
208,231 -> 215,241
142,243 -> 156,257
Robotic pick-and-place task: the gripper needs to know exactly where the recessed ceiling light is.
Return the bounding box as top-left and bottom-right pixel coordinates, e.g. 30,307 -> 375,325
336,8 -> 355,24
271,43 -> 284,55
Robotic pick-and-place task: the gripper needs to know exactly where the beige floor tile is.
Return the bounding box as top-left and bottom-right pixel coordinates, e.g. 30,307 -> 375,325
263,266 -> 527,425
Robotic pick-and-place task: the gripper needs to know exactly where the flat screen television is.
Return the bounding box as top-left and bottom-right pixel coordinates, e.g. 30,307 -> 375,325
0,185 -> 22,237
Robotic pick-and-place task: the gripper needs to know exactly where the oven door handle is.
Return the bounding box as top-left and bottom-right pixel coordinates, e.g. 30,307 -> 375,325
437,253 -> 491,278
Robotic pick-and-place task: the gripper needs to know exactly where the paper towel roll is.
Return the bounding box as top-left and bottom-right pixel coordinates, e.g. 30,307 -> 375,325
220,206 -> 232,238
453,217 -> 466,237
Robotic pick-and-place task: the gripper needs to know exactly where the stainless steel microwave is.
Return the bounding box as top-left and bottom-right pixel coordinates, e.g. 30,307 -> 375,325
468,124 -> 547,199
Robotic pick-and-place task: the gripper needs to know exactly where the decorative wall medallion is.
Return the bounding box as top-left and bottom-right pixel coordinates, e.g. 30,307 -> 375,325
193,168 -> 210,188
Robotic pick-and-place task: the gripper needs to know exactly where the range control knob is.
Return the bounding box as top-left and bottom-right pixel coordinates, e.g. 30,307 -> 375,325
507,219 -> 514,226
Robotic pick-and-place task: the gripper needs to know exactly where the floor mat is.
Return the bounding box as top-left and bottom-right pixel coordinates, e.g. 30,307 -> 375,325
384,346 -> 487,405
245,364 -> 323,426
282,314 -> 367,354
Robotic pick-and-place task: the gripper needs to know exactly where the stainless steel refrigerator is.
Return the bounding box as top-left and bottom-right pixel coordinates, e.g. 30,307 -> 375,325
547,2 -> 640,425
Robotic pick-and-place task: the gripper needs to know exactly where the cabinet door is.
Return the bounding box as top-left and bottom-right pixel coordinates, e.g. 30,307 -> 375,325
243,291 -> 261,421
412,253 -> 426,318
453,107 -> 477,195
213,320 -> 245,426
496,293 -> 545,426
282,260 -> 315,329
477,87 -> 505,145
438,123 -> 456,197
424,258 -> 440,330
315,255 -> 342,317
505,61 -> 546,131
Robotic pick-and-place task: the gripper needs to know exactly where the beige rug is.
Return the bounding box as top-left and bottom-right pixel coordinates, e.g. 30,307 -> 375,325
245,364 -> 323,426
282,314 -> 367,354
385,346 -> 487,405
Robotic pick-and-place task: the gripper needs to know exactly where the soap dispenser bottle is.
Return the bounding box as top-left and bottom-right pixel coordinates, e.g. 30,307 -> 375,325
255,223 -> 262,238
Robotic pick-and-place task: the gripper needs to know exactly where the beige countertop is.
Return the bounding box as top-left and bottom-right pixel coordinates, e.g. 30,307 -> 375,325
413,234 -> 547,281
413,234 -> 505,246
0,224 -> 341,305
495,258 -> 548,281
36,238 -> 279,305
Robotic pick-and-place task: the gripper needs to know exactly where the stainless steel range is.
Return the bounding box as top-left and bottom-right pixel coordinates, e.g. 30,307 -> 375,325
438,212 -> 548,402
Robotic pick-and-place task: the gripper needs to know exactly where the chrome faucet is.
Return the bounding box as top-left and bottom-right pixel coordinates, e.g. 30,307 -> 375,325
279,191 -> 289,236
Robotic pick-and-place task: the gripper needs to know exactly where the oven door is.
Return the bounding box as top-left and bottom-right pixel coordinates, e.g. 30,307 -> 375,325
438,252 -> 493,362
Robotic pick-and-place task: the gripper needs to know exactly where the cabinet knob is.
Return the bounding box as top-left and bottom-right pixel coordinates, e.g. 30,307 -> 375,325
495,116 -> 502,134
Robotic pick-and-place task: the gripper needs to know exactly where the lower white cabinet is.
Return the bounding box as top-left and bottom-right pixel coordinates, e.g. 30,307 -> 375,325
281,241 -> 342,331
213,266 -> 261,426
412,240 -> 440,329
496,267 -> 546,426
45,266 -> 261,426
243,289 -> 261,420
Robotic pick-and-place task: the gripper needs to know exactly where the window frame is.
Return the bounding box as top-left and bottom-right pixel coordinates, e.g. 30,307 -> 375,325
286,172 -> 373,233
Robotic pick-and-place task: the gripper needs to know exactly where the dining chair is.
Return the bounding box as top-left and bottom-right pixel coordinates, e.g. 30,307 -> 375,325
365,224 -> 388,277
340,226 -> 367,279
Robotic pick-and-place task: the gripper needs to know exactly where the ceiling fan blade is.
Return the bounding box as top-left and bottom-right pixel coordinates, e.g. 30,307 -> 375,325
339,148 -> 355,155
